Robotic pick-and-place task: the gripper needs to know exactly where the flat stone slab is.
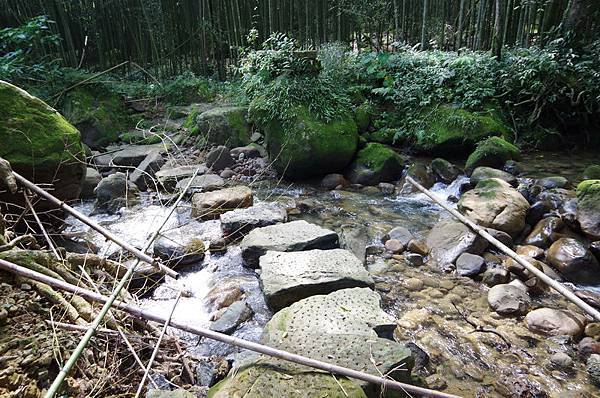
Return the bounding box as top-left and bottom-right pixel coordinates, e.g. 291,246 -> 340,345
240,220 -> 339,268
155,164 -> 207,191
260,249 -> 374,310
191,186 -> 253,220
176,174 -> 225,193
220,202 -> 287,238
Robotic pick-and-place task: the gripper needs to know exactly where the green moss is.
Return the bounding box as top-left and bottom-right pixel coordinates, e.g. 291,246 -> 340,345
366,128 -> 396,145
183,107 -> 201,132
226,107 -> 251,146
59,85 -> 131,147
264,106 -> 358,179
354,102 -> 372,133
0,82 -> 84,171
577,180 -> 600,197
583,165 -> 600,180
355,143 -> 402,172
465,136 -> 520,173
414,105 -> 511,155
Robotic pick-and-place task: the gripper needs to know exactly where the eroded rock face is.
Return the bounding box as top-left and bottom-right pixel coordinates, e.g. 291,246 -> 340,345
487,284 -> 531,315
426,219 -> 488,265
525,308 -> 586,337
93,172 -> 139,214
259,249 -> 373,310
546,238 -> 600,284
191,186 -> 253,220
240,220 -> 339,268
458,178 -> 530,237
220,203 -> 287,238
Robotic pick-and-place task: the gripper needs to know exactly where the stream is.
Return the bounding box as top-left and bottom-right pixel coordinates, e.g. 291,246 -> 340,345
64,151 -> 600,397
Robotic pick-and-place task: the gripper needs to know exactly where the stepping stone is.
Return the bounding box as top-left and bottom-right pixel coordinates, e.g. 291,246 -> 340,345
176,174 -> 225,193
191,186 -> 253,220
239,220 -> 339,268
155,164 -> 207,191
259,249 -> 374,310
220,203 -> 287,238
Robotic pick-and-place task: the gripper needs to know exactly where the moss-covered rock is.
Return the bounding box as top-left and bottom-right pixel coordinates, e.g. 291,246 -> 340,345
264,108 -> 358,179
465,136 -> 521,174
365,128 -> 396,145
346,143 -> 405,185
413,105 -> 510,155
354,101 -> 373,133
576,180 -> 600,240
187,106 -> 251,149
583,165 -> 600,180
0,81 -> 85,219
59,86 -> 131,150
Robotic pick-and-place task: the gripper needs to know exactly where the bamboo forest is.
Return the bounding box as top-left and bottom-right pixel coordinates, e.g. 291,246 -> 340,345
1,1 -> 600,397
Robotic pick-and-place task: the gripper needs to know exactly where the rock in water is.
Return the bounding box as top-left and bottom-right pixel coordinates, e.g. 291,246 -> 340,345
458,178 -> 530,237
487,284 -> 531,315
383,226 -> 414,246
155,164 -> 207,191
431,158 -> 461,184
93,172 -> 140,214
524,217 -> 564,249
525,308 -> 586,337
240,220 -> 339,268
465,136 -> 520,174
209,300 -> 253,334
176,174 -> 225,193
456,253 -> 486,277
546,238 -> 600,284
587,354 -> 600,386
470,166 -> 517,187
426,219 -> 488,265
263,107 -> 358,179
81,167 -> 102,198
259,249 -> 374,310
576,180 -> 600,240
346,143 -> 405,186
153,232 -> 205,267
0,81 -> 86,222
191,186 -> 253,220
220,202 -> 287,238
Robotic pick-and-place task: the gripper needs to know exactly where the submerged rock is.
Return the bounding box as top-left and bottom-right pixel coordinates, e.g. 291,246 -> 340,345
487,284 -> 531,315
465,136 -> 520,174
576,180 -> 600,240
546,238 -> 600,284
346,143 -> 404,186
240,220 -> 339,268
458,178 -> 529,237
220,202 -> 287,238
426,219 -> 488,265
93,172 -> 139,214
525,308 -> 586,337
191,185 -> 253,220
524,217 -> 564,248
259,249 -> 373,310
383,226 -> 415,246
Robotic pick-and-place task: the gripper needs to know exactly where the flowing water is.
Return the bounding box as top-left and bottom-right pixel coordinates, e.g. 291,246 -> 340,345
65,153 -> 599,397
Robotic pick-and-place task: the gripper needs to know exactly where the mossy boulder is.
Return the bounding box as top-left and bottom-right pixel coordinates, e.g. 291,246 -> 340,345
346,143 -> 405,186
583,165 -> 600,180
186,106 -> 251,149
365,128 -> 396,145
465,136 -> 521,174
264,108 -> 358,179
0,81 -> 85,220
576,180 -> 600,240
59,86 -> 131,150
413,105 -> 511,155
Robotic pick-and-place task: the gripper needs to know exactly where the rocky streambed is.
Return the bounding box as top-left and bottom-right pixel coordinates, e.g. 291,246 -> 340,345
59,148 -> 600,398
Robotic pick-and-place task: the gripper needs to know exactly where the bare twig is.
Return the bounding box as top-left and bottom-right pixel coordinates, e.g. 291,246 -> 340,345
452,301 -> 511,348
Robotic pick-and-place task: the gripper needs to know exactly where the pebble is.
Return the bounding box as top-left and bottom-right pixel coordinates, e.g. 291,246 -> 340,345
550,352 -> 574,369
384,239 -> 404,253
405,253 -> 424,266
405,278 -> 424,291
428,289 -> 445,299
407,239 -> 429,256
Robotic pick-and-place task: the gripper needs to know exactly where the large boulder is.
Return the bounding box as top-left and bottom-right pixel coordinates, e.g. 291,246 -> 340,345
59,85 -> 131,150
346,143 -> 404,186
525,308 -> 586,337
465,137 -> 520,174
220,202 -> 287,238
81,168 -> 102,199
0,81 -> 86,220
426,219 -> 488,265
576,180 -> 600,240
546,238 -> 600,284
240,220 -> 339,268
93,172 -> 140,214
191,186 -> 253,220
259,249 -> 374,310
187,106 -> 251,148
458,178 -> 530,237
264,108 -> 358,179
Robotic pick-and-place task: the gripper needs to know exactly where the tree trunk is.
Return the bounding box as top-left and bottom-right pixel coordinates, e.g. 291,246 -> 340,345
457,0 -> 466,49
421,0 -> 429,49
492,0 -> 503,58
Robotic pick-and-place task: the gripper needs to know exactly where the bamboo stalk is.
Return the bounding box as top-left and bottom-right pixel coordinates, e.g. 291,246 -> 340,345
42,167 -> 201,398
12,172 -> 179,279
0,257 -> 460,398
50,61 -> 129,100
134,291 -> 181,398
406,176 -> 600,322
23,191 -> 60,260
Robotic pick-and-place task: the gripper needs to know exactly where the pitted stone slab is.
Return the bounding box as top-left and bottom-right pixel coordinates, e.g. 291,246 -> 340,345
260,249 -> 374,310
264,287 -> 395,338
220,202 -> 287,238
240,220 -> 339,268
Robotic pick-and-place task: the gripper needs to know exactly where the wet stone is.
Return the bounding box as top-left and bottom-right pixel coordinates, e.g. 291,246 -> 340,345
407,239 -> 429,255
220,202 -> 287,238
405,278 -> 424,291
549,352 -> 573,369
525,308 -> 586,337
455,253 -> 485,277
384,239 -> 404,253
405,253 -> 424,266
382,226 -> 414,246
176,174 -> 225,193
209,300 -> 253,335
191,185 -> 253,220
482,267 -> 510,287
487,284 -> 531,316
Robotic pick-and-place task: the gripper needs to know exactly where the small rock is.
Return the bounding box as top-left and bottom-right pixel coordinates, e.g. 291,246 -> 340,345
321,174 -> 348,190
405,278 -> 424,291
209,300 -> 253,334
537,176 -> 570,190
220,168 -> 235,179
405,253 -> 424,266
407,239 -> 429,255
191,186 -> 253,220
425,374 -> 447,390
526,201 -> 550,226
81,167 -> 102,198
549,352 -> 573,369
578,337 -> 600,359
487,284 -> 531,315
93,172 -> 139,214
456,253 -> 486,277
525,307 -> 586,337
378,182 -> 396,195
230,145 -> 261,159
515,245 -> 544,259
586,354 -> 600,386
481,267 -> 510,287
206,145 -> 234,172
382,226 -> 414,246
384,239 -> 404,254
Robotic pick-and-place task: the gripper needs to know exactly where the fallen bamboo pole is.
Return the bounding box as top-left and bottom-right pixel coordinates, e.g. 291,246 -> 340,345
0,258 -> 460,398
42,167 -> 201,398
12,172 -> 179,279
406,176 -> 600,322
